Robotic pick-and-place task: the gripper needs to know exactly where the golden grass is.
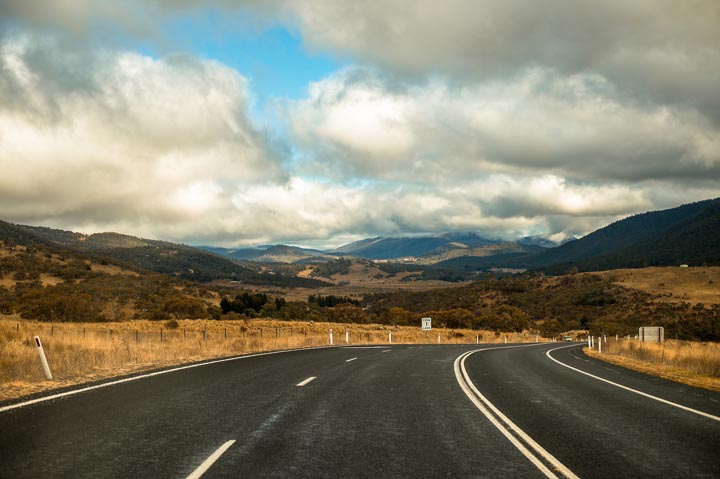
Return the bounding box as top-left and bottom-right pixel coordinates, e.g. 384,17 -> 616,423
586,339 -> 720,392
593,266 -> 720,305
0,316 -> 540,402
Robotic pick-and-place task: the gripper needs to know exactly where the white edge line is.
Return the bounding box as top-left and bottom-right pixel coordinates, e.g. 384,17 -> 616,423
381,349 -> 391,353
546,345 -> 720,422
186,439 -> 236,479
345,357 -> 358,362
0,346 -> 334,414
296,376 -> 317,387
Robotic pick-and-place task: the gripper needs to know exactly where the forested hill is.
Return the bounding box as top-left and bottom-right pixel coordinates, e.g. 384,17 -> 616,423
564,200 -> 720,272
0,221 -> 324,287
436,198 -> 720,273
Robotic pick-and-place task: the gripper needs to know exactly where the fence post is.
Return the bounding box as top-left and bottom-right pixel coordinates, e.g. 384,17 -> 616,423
202,330 -> 206,341
160,329 -> 163,342
224,328 -> 227,339
135,330 -> 139,343
276,327 -> 279,338
34,336 -> 53,380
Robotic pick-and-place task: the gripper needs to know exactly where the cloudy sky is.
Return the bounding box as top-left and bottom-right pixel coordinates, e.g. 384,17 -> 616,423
1,1 -> 718,248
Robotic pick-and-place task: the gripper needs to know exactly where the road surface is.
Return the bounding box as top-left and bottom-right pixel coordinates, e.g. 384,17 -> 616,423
1,343 -> 718,478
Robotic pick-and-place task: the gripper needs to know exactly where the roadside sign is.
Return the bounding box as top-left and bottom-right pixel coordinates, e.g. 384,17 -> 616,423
421,317 -> 431,331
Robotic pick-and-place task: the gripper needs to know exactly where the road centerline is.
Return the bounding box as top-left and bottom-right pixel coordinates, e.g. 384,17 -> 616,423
187,439 -> 236,479
345,357 -> 358,362
454,348 -> 579,479
296,376 -> 317,387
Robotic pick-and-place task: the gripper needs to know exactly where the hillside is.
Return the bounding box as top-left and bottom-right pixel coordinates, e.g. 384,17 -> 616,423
0,221 -> 324,287
0,240 -> 219,321
437,198 -> 720,273
363,268 -> 720,341
567,201 -> 720,272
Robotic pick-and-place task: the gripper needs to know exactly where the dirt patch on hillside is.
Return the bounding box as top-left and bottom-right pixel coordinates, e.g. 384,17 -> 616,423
593,267 -> 720,305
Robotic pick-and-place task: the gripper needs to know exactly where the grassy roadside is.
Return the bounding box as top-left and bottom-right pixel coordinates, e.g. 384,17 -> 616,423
0,317 -> 542,402
584,339 -> 720,392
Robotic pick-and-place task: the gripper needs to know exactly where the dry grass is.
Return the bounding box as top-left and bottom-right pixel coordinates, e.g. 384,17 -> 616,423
586,338 -> 720,392
0,316 -> 540,402
593,266 -> 720,305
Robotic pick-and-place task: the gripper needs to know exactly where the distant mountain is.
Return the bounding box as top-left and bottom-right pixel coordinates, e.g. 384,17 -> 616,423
331,233 -> 496,260
436,198 -> 720,273
0,221 -> 324,287
517,234 -> 576,248
199,244 -> 334,263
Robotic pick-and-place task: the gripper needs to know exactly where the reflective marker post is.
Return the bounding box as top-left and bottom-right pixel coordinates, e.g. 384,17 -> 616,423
329,329 -> 334,345
34,336 -> 52,380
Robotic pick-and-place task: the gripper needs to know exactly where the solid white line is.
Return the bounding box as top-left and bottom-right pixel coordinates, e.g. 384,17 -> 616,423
546,345 -> 720,422
454,348 -> 579,479
296,376 -> 317,387
187,439 -> 236,479
345,357 -> 358,362
0,346 -> 333,414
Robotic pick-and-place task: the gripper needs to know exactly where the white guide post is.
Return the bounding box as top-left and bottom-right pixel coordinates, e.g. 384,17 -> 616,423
329,328 -> 333,345
389,332 -> 392,343
437,333 -> 441,344
598,339 -> 602,353
34,336 -> 52,380
476,334 -> 479,344
345,329 -> 349,344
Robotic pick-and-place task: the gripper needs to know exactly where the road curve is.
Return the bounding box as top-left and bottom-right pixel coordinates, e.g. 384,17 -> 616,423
1,343 -> 718,478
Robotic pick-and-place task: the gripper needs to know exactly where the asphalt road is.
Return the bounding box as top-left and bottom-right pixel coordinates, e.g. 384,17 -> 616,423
1,343 -> 719,478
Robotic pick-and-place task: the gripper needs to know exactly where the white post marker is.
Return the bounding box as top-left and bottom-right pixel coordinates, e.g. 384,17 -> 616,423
476,334 -> 479,344
345,329 -> 349,344
389,332 -> 392,343
329,328 -> 333,346
587,336 -> 591,348
437,333 -> 441,344
34,336 -> 52,380
598,339 -> 602,353
504,337 -> 507,344
535,334 -> 539,343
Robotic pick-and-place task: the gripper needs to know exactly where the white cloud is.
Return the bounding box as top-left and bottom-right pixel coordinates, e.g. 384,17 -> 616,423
0,33 -> 283,236
288,68 -> 720,183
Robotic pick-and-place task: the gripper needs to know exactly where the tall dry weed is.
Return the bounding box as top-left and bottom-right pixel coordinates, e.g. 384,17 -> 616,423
0,318 -> 541,400
602,339 -> 720,377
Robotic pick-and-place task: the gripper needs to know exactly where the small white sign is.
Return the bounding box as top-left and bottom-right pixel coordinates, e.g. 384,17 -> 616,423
421,317 -> 431,331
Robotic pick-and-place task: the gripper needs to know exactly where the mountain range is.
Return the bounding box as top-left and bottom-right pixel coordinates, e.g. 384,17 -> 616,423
2,197 -> 718,282
202,198 -> 720,273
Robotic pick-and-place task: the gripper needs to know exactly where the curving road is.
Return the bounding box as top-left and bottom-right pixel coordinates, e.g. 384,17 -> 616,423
1,343 -> 718,478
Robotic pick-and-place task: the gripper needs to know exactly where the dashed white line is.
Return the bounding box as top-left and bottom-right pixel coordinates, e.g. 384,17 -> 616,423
345,357 -> 358,362
546,345 -> 720,422
296,376 -> 317,387
186,439 -> 236,479
0,346 -> 334,414
381,349 -> 391,353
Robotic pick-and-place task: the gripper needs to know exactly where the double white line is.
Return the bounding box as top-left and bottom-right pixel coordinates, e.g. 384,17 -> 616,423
454,349 -> 579,479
